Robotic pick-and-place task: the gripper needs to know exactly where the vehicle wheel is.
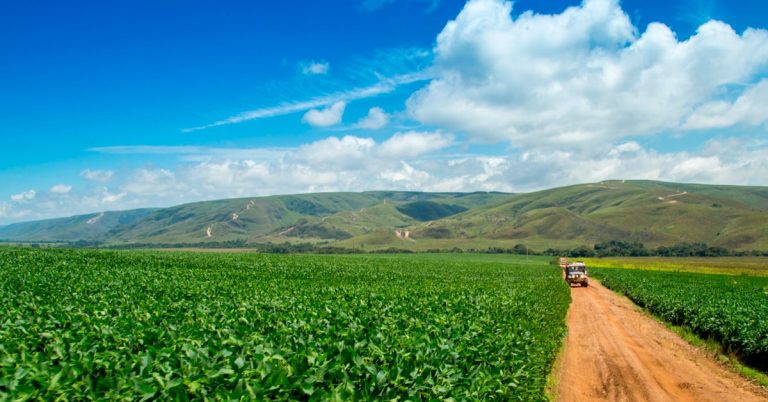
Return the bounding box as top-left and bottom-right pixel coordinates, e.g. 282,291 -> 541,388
582,282 -> 589,287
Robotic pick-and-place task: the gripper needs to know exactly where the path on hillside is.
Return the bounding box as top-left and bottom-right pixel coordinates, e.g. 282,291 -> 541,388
556,280 -> 768,402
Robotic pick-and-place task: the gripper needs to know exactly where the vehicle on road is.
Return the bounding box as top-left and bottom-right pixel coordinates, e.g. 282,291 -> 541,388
565,262 -> 589,287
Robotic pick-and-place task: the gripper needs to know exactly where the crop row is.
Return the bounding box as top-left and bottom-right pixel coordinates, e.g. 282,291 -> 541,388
592,268 -> 768,368
0,248 -> 569,400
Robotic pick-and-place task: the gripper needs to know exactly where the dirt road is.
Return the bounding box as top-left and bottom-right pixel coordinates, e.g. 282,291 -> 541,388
556,280 -> 768,402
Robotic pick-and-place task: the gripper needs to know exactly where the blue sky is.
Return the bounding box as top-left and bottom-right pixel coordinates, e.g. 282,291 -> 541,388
1,0 -> 767,224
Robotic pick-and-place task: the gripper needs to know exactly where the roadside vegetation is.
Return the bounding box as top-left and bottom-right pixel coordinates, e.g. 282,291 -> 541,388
592,268 -> 768,371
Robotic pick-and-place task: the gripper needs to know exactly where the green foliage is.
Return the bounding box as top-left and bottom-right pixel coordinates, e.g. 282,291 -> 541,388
283,219 -> 353,240
395,201 -> 468,221
655,242 -> 732,257
594,240 -> 650,257
0,248 -> 569,400
421,227 -> 453,239
593,269 -> 768,369
283,198 -> 331,216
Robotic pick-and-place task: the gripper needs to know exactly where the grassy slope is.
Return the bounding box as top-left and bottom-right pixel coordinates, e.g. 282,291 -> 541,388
94,192 -> 511,245
0,209 -> 157,242
2,181 -> 767,250
385,180 -> 768,251
109,193 -> 388,244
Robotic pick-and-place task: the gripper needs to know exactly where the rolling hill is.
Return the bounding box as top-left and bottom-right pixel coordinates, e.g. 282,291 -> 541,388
1,181 -> 767,251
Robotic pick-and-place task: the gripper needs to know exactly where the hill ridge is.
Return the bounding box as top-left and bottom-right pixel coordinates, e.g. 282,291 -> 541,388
1,181 -> 766,250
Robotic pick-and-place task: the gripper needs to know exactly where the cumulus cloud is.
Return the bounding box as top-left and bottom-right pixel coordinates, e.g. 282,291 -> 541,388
302,101 -> 347,127
5,0 -> 768,225
407,0 -> 768,147
101,190 -> 127,204
80,169 -> 114,183
296,135 -> 376,168
4,134 -> 768,226
50,184 -> 72,194
355,107 -> 390,129
379,162 -> 431,188
684,79 -> 768,130
301,60 -> 330,75
10,190 -> 36,202
122,169 -> 179,196
117,132 -> 455,201
378,131 -> 454,157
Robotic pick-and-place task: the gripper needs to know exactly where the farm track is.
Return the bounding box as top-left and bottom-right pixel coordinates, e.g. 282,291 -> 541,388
556,280 -> 768,402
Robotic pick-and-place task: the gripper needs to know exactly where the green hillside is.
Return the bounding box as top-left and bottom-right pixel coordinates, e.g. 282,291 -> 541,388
0,209 -> 157,242
2,181 -> 767,251
0,191 -> 513,246
394,181 -> 768,251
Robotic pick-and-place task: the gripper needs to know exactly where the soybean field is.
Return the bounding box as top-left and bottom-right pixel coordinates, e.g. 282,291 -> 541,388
0,248 -> 569,400
592,268 -> 768,369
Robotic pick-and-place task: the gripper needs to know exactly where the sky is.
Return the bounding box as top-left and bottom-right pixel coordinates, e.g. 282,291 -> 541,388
1,0 -> 767,225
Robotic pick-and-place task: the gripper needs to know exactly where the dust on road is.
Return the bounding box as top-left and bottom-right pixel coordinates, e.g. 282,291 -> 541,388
556,280 -> 768,402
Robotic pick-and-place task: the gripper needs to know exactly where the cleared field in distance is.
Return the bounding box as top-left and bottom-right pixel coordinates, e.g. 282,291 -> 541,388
583,256 -> 768,277
0,248 -> 569,400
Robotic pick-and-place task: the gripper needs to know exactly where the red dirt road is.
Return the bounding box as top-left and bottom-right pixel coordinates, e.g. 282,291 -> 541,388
556,280 -> 768,402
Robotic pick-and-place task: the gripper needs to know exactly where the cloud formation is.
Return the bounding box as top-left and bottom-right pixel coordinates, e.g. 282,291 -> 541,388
183,72 -> 429,132
407,0 -> 768,148
10,190 -> 36,202
356,107 -> 390,129
4,134 -> 768,225
80,169 -> 115,183
301,60 -> 330,75
50,184 -> 72,194
379,131 -> 453,157
302,101 -> 347,127
4,0 -> 768,226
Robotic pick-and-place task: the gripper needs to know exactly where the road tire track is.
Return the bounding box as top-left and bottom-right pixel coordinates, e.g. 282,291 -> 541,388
556,280 -> 768,401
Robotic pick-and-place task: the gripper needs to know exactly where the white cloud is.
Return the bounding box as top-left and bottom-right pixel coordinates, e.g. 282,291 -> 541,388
183,72 -> 428,132
684,79 -> 768,130
379,162 -> 431,188
378,131 -> 454,157
407,0 -> 768,148
101,190 -> 127,204
301,60 -> 330,75
10,190 -> 36,202
122,169 -> 179,196
356,107 -> 390,129
297,135 -> 376,167
80,169 -> 114,183
302,101 -> 347,127
50,184 -> 72,194
4,133 -> 768,226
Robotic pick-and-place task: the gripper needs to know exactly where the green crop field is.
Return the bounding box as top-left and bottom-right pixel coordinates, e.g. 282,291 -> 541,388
583,256 -> 768,277
592,268 -> 768,368
0,248 -> 569,400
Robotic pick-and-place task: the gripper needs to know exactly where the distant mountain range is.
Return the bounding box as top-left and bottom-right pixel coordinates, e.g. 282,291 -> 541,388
2,181 -> 767,251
